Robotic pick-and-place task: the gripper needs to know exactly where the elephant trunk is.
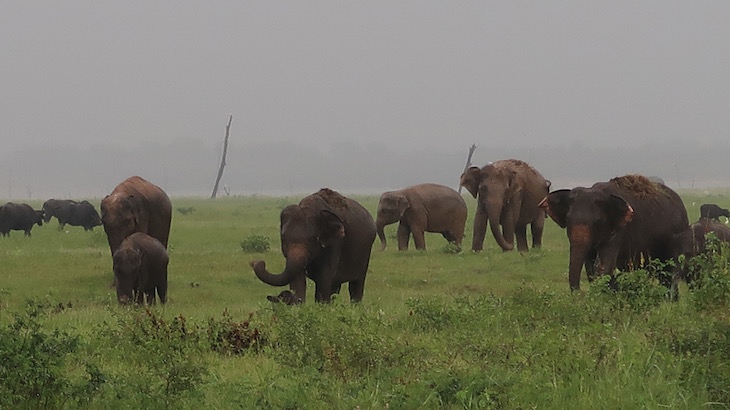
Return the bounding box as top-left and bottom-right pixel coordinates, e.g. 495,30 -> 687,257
568,224 -> 592,291
251,245 -> 307,287
376,220 -> 387,251
487,202 -> 514,251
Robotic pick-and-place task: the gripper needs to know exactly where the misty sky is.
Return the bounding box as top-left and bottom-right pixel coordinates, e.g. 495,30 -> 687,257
2,2 -> 729,198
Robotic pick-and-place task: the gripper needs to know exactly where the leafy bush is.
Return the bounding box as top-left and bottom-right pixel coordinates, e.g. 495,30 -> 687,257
207,310 -> 265,355
440,242 -> 462,254
587,267 -> 668,313
687,234 -> 730,311
0,300 -> 103,408
240,234 -> 271,253
102,308 -> 209,408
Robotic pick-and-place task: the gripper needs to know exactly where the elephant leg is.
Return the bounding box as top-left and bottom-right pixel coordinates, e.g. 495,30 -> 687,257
157,283 -> 168,304
471,203 -> 488,251
412,227 -> 427,250
441,231 -> 457,243
397,223 -> 411,251
145,289 -> 156,305
530,217 -> 545,248
289,274 -> 307,303
315,247 -> 342,302
348,278 -> 365,302
515,224 -> 529,252
585,249 -> 598,281
331,283 -> 342,294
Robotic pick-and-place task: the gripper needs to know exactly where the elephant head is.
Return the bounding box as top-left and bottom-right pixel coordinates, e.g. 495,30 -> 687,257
460,165 -> 520,251
539,188 -> 633,290
113,246 -> 144,304
101,194 -> 148,255
250,204 -> 345,302
375,191 -> 410,251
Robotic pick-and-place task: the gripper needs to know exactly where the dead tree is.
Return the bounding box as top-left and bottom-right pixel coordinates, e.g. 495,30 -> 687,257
211,114 -> 233,199
458,144 -> 477,193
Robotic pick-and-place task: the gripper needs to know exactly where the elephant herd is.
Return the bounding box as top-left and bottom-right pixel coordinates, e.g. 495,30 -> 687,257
5,164 -> 730,306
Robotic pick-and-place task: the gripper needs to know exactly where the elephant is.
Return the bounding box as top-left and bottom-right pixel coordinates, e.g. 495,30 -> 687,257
250,188 -> 376,303
113,232 -> 169,305
670,217 -> 730,284
539,174 -> 689,291
42,199 -> 102,231
100,176 -> 172,257
699,203 -> 730,220
460,159 -> 550,252
266,290 -> 301,305
0,202 -> 44,237
375,183 -> 467,251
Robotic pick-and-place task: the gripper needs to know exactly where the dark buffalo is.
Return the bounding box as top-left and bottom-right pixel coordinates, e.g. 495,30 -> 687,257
0,202 -> 44,237
699,203 -> 730,221
42,199 -> 102,231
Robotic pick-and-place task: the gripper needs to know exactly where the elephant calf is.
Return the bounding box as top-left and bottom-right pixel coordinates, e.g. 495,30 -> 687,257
376,183 -> 467,251
113,232 -> 169,305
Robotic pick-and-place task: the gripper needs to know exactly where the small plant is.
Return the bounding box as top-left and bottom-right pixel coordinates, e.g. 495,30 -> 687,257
176,206 -> 196,215
587,266 -> 668,313
440,242 -> 462,254
240,234 -> 271,253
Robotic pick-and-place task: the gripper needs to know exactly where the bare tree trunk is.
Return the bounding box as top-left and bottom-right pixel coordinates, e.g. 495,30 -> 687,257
458,144 -> 477,193
211,114 -> 233,199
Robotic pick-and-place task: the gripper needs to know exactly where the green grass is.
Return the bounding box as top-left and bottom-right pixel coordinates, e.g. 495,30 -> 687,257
1,190 -> 729,409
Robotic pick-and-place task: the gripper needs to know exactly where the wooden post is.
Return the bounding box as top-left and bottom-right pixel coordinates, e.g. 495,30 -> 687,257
458,144 -> 477,193
211,115 -> 233,199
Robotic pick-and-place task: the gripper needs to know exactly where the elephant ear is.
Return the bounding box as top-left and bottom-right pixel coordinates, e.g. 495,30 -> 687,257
460,166 -> 482,198
538,189 -> 571,228
604,194 -> 634,231
394,194 -> 410,217
318,210 -> 345,247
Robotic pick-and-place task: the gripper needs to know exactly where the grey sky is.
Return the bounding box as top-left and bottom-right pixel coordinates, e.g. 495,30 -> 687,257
2,2 -> 729,198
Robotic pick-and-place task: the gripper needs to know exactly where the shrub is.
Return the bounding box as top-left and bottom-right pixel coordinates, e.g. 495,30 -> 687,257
687,234 -> 730,311
440,242 -> 462,254
240,235 -> 271,253
0,300 -> 103,408
176,206 -> 196,215
102,308 -> 209,408
207,310 -> 265,355
587,267 -> 668,313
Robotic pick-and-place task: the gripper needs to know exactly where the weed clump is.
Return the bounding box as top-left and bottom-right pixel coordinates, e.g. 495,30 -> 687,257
240,234 -> 271,253
176,206 -> 196,215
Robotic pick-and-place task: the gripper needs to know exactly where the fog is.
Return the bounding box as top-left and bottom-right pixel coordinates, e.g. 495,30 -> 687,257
2,2 -> 729,200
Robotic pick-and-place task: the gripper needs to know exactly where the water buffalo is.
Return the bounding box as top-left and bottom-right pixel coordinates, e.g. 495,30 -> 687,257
0,202 -> 44,237
42,199 -> 102,231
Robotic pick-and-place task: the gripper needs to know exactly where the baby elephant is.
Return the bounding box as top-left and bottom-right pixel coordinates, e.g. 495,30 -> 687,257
113,232 -> 169,305
266,290 -> 302,305
699,203 -> 730,220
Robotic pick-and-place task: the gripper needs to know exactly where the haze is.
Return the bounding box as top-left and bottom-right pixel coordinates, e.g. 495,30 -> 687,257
2,2 -> 729,199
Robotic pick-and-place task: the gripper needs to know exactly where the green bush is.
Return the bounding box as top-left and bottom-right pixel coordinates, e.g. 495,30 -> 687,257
101,308 -> 209,408
687,234 -> 730,311
240,234 -> 271,253
0,300 -> 103,409
440,242 -> 462,254
207,310 -> 265,355
587,267 -> 668,313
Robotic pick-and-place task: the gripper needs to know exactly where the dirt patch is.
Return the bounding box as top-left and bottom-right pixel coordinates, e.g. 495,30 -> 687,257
316,188 -> 349,211
610,174 -> 662,197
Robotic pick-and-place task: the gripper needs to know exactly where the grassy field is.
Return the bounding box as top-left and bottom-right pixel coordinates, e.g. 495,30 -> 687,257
1,189 -> 730,409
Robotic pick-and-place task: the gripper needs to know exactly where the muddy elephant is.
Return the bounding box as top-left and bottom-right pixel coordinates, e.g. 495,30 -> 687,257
42,199 -> 102,231
113,232 -> 169,305
376,183 -> 467,251
100,176 -> 172,257
460,159 -> 550,252
250,188 -> 376,303
539,174 -> 689,291
699,203 -> 729,220
0,202 -> 44,237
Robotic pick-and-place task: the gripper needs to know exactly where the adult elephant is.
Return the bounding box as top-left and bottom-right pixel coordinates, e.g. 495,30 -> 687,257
250,188 -> 376,303
0,202 -> 44,237
100,176 -> 172,257
376,183 -> 467,251
539,174 -> 689,291
460,159 -> 550,252
671,217 -> 730,283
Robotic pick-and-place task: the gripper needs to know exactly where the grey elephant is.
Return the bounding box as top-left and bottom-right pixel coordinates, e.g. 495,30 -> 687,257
251,188 -> 376,303
376,183 -> 467,251
460,159 -> 550,252
113,232 -> 169,305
